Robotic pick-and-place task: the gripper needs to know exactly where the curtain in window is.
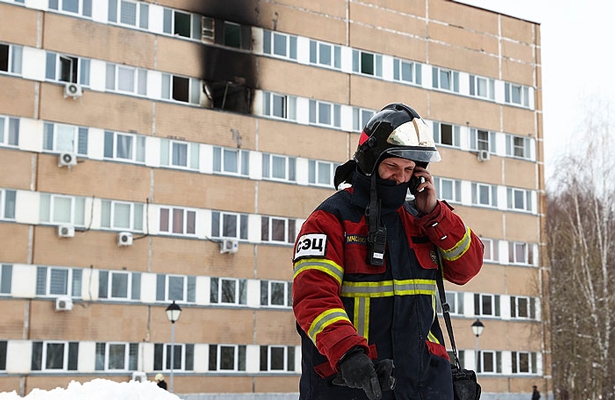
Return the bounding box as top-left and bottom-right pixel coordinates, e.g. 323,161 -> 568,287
172,209 -> 184,234
116,135 -> 133,159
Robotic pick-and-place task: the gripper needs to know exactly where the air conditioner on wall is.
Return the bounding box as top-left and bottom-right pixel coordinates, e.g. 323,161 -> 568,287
477,149 -> 490,162
57,224 -> 75,238
131,372 -> 147,382
64,82 -> 83,99
55,296 -> 73,311
58,152 -> 77,168
202,17 -> 214,42
220,239 -> 239,254
118,232 -> 133,247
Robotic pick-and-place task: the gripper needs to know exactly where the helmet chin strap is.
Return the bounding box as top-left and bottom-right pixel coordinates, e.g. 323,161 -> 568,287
365,171 -> 387,266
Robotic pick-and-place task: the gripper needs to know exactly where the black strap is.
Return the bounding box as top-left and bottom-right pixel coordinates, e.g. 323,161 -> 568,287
435,250 -> 462,370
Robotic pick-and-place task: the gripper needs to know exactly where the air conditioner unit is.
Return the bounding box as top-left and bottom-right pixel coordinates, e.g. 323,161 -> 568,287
118,232 -> 133,246
202,17 -> 214,41
220,239 -> 239,254
64,82 -> 83,99
58,152 -> 77,168
131,371 -> 147,382
55,296 -> 73,311
477,149 -> 490,162
57,224 -> 75,238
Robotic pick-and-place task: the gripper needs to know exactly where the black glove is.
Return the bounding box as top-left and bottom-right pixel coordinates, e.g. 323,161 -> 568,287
332,347 -> 382,400
374,359 -> 396,391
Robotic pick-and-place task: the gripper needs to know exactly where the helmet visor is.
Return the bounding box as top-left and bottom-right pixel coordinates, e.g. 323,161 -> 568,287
385,118 -> 441,163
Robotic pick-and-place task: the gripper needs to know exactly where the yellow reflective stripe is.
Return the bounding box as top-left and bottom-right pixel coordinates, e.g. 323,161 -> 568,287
341,279 -> 436,298
439,225 -> 472,261
352,297 -> 371,342
293,258 -> 344,285
307,308 -> 351,344
427,331 -> 441,345
364,297 -> 370,343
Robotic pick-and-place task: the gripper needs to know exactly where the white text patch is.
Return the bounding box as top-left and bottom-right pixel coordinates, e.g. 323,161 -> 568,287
295,234 -> 327,260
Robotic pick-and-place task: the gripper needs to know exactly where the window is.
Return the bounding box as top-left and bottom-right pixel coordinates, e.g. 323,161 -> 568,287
261,216 -> 296,244
0,116 -> 19,147
208,344 -> 246,371
352,107 -> 375,132
471,183 -> 498,208
108,0 -> 148,29
98,270 -> 141,300
48,0 -> 92,16
101,200 -> 144,231
508,242 -> 534,265
264,30 -> 298,60
309,100 -> 341,128
435,291 -> 464,316
433,122 -> 460,147
103,131 -> 145,162
262,92 -> 296,120
160,139 -> 200,169
510,296 -> 537,320
155,274 -> 196,303
95,342 -> 139,371
260,280 -> 292,308
505,83 -> 530,107
43,123 -> 88,155
0,43 -> 22,75
352,50 -> 382,77
447,350 -> 465,369
474,293 -> 500,317
308,160 -> 337,187
31,341 -> 79,371
105,64 -> 147,96
262,153 -> 296,182
469,129 -> 496,153
39,194 -> 86,226
210,277 -> 247,305
213,147 -> 249,176
162,8 -> 201,40
159,207 -> 197,235
511,351 -> 538,374
154,343 -> 194,371
0,189 -> 16,220
260,345 -> 295,372
0,341 -> 6,371
36,266 -> 82,297
507,188 -> 533,212
309,40 -> 341,69
45,53 -> 89,86
393,59 -> 422,85
469,75 -> 495,100
161,74 -> 200,104
434,177 -> 462,203
477,351 -> 502,374
481,238 -> 499,262
1,264 -> 12,294
211,211 -> 248,240
432,67 -> 459,92
506,135 -> 532,160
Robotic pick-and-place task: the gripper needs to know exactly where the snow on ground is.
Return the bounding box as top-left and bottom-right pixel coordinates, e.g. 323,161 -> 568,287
0,379 -> 181,400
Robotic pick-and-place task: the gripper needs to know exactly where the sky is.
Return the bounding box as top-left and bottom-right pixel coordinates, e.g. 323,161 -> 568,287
454,0 -> 615,181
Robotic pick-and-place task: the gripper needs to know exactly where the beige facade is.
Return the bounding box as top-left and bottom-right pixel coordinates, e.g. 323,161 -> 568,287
0,0 -> 547,398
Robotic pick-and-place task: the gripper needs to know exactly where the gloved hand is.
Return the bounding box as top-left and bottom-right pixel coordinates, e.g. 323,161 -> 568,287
374,359 -> 396,391
332,347 -> 382,400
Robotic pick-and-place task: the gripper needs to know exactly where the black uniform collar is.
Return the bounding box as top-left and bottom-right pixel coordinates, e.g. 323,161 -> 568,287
351,170 -> 409,215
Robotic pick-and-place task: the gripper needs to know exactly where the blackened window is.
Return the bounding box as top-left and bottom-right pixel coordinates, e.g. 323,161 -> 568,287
172,76 -> 189,102
224,22 -> 241,48
174,11 -> 191,38
0,44 -> 8,72
0,341 -> 6,370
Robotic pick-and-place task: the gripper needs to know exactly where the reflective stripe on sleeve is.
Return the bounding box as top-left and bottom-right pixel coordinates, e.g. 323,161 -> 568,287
427,330 -> 441,345
307,308 -> 352,344
353,297 -> 371,342
293,258 -> 344,286
341,279 -> 436,298
439,225 -> 472,262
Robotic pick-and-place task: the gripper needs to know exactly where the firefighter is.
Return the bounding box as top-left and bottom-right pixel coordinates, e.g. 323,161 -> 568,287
292,103 -> 484,400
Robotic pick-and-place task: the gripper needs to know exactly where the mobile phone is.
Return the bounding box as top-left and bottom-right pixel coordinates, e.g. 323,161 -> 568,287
409,175 -> 425,195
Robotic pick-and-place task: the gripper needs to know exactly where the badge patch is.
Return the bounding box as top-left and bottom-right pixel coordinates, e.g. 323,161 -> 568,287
295,234 -> 327,260
430,249 -> 438,265
346,234 -> 367,245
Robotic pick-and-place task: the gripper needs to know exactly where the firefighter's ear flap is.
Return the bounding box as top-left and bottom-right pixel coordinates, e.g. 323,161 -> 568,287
334,160 -> 357,189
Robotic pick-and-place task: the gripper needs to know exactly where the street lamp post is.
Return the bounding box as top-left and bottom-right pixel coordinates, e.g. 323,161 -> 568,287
471,319 -> 484,372
165,301 -> 182,393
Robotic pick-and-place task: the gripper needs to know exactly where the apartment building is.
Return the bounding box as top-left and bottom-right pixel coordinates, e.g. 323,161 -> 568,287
0,0 -> 548,398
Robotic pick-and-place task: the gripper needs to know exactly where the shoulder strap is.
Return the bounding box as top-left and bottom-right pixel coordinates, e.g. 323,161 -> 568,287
435,250 -> 462,370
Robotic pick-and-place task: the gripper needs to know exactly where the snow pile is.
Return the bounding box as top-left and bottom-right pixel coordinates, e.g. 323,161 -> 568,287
0,379 -> 181,400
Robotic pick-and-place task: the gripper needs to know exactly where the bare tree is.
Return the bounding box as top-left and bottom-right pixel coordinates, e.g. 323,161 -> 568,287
547,100 -> 615,400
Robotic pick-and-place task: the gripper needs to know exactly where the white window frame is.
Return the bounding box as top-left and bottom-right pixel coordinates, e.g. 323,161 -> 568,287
211,211 -> 247,240
159,207 -> 197,236
0,116 -> 19,147
45,53 -> 87,85
37,267 -> 79,297
162,8 -> 201,40
50,195 -> 76,225
106,63 -> 147,96
262,345 -> 295,372
103,131 -> 146,163
103,271 -> 138,300
477,350 -> 501,374
352,107 -> 375,132
507,187 -> 532,212
309,99 -> 341,128
211,277 -> 246,306
437,291 -> 464,316
43,123 -> 80,154
469,75 -> 495,100
213,146 -> 249,177
109,0 -> 149,30
263,30 -> 297,60
0,42 -> 22,75
308,159 -> 336,188
509,241 -> 533,265
155,343 -> 192,371
163,140 -> 198,169
432,67 -> 459,93
103,342 -> 133,371
102,200 -> 144,232
473,183 -> 497,208
505,83 -> 530,107
261,216 -> 296,243
393,58 -> 421,85
263,280 -> 292,308
262,153 -> 296,182
161,73 -> 200,105
480,238 -> 498,263
353,49 -> 382,77
511,351 -> 537,374
161,274 -> 188,302
506,135 -> 532,160
212,344 -> 244,372
262,92 -> 296,121
309,39 -> 341,70
474,293 -> 499,317
433,122 -> 461,148
38,341 -> 73,371
510,296 -> 535,320
434,177 -> 462,203
48,0 -> 92,17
